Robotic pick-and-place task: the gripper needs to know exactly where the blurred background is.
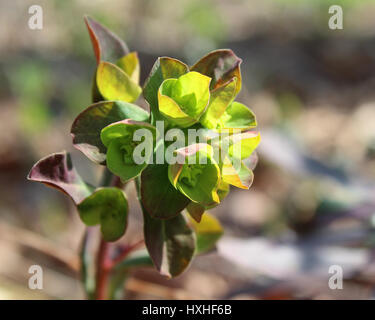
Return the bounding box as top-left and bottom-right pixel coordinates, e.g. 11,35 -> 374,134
1,0 -> 375,299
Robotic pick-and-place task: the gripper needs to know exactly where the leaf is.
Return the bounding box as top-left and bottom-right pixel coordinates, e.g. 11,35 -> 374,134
96,61 -> 142,103
143,211 -> 195,278
101,119 -> 156,182
206,180 -> 230,209
189,212 -> 223,254
225,131 -> 261,160
141,163 -> 190,219
27,151 -> 94,204
186,202 -> 205,223
77,187 -> 128,242
200,78 -> 237,129
143,57 -> 189,123
116,52 -> 140,84
222,157 -> 254,189
71,101 -> 149,164
84,15 -> 129,64
191,49 -> 242,95
168,144 -> 221,206
218,101 -> 257,131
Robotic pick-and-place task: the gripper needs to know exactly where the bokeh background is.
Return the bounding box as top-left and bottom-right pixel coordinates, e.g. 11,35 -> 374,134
1,0 -> 375,299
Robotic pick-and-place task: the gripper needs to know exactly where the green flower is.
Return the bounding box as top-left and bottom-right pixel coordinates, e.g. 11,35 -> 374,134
168,144 -> 220,206
100,119 -> 156,181
158,71 -> 211,128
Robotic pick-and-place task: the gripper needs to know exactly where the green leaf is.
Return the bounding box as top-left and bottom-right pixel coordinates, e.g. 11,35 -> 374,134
84,16 -> 129,64
158,72 -> 211,128
77,187 -> 128,242
96,61 -> 142,103
222,157 -> 254,189
143,211 -> 195,278
141,163 -> 190,219
227,131 -> 261,159
101,119 -> 156,182
189,212 -> 223,254
71,101 -> 149,164
27,151 -> 94,204
143,57 -> 189,124
217,101 -> 257,131
116,52 -> 140,84
168,144 -> 221,206
200,78 -> 237,129
191,49 -> 242,95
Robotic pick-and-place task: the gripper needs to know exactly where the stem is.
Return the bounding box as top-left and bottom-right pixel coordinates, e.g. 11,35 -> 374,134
80,227 -> 95,299
95,236 -> 111,300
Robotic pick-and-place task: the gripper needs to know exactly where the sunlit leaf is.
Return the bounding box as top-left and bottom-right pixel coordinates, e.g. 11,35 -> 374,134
225,131 -> 261,160
217,101 -> 257,131
189,212 -> 223,254
96,61 -> 142,103
116,52 -> 140,84
222,157 -> 254,189
200,78 -> 237,129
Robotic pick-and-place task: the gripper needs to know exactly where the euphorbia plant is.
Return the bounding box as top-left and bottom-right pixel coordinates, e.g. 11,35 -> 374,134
27,16 -> 261,300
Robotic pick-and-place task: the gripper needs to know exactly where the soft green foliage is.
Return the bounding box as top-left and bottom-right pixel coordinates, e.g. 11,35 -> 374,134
96,61 -> 142,103
28,16 -> 261,283
101,119 -> 156,181
78,188 -> 128,241
168,144 -> 221,206
158,71 -> 211,127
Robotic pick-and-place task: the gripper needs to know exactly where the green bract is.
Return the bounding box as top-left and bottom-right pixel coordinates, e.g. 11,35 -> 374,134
101,119 -> 156,182
158,71 -> 211,128
168,144 -> 220,206
28,16 -> 261,292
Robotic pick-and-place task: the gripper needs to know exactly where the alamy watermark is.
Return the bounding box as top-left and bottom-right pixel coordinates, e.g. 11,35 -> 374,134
130,121 -> 246,170
28,265 -> 43,290
328,265 -> 343,290
328,5 -> 343,30
28,5 -> 43,30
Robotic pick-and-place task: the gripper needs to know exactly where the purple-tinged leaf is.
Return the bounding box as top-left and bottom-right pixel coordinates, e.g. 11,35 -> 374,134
143,211 -> 195,278
84,16 -> 129,64
191,49 -> 242,95
186,202 -> 205,223
27,151 -> 94,204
